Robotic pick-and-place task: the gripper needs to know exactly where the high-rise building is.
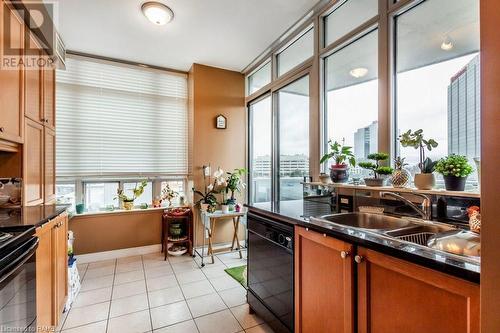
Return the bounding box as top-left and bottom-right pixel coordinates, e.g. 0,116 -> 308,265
354,121 -> 378,160
447,55 -> 480,158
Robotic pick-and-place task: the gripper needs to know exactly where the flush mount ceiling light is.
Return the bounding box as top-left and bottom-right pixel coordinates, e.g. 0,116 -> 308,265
349,67 -> 368,78
441,36 -> 454,51
141,2 -> 174,26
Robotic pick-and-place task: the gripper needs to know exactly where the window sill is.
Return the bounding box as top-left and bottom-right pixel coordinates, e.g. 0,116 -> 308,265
71,206 -> 171,218
304,182 -> 480,198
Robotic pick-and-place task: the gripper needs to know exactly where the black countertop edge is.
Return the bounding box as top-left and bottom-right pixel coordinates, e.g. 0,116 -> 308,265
246,205 -> 480,284
0,204 -> 70,229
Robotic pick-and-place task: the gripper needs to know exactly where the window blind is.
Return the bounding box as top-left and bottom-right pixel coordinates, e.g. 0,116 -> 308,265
56,56 -> 188,178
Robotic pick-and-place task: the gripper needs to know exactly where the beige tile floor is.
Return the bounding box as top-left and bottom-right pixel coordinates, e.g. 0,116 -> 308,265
58,250 -> 275,333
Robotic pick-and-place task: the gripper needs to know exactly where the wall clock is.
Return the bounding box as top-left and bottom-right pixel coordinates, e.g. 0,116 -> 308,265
216,114 -> 227,129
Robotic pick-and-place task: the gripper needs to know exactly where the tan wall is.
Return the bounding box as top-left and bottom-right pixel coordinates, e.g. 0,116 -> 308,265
189,64 -> 246,246
69,210 -> 163,254
480,0 -> 500,331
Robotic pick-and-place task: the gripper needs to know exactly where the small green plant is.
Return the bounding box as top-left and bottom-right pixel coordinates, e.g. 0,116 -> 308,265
320,139 -> 356,167
398,129 -> 438,173
435,154 -> 474,178
359,153 -> 393,178
116,180 -> 148,203
225,168 -> 247,204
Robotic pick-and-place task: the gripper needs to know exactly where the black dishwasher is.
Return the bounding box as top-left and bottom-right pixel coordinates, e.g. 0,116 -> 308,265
247,212 -> 293,333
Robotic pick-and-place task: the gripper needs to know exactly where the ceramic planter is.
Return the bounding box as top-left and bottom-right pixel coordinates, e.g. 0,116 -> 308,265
123,201 -> 134,210
443,175 -> 467,191
330,165 -> 349,183
414,173 -> 435,190
221,204 -> 230,214
319,173 -> 331,184
364,178 -> 385,187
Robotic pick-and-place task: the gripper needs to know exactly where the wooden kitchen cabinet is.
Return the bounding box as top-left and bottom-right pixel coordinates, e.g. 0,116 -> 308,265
43,68 -> 56,130
356,247 -> 480,333
24,118 -> 44,206
35,213 -> 68,329
35,219 -> 56,327
44,127 -> 56,203
24,32 -> 43,124
0,1 -> 24,144
294,226 -> 354,333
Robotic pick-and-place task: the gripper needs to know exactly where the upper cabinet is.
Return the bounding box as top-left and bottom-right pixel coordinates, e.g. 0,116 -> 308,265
0,1 -> 24,144
43,68 -> 56,130
25,32 -> 43,124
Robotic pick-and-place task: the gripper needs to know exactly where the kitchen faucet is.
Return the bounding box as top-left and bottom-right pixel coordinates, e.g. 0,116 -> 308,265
380,192 -> 432,220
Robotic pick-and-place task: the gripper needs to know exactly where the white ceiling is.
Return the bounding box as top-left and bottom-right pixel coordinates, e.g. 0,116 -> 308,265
49,0 -> 319,72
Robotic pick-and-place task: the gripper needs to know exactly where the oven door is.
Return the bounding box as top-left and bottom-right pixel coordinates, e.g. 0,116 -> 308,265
248,225 -> 293,331
0,236 -> 39,332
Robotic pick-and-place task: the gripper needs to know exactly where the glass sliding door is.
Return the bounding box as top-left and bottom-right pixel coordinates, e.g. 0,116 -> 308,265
277,75 -> 310,201
249,96 -> 272,205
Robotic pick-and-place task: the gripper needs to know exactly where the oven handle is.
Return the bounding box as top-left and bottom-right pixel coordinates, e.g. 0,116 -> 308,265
248,229 -> 293,254
0,237 -> 39,285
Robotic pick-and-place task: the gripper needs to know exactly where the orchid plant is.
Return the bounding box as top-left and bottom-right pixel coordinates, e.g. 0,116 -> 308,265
161,184 -> 178,207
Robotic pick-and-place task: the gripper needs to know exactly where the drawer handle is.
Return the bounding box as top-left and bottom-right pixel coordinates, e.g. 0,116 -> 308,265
340,251 -> 349,259
354,255 -> 364,264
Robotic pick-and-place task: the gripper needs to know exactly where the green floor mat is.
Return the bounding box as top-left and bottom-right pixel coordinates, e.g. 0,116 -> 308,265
224,265 -> 247,288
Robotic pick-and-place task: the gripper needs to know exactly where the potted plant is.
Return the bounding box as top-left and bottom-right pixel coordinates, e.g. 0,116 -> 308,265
391,157 -> 411,188
359,153 -> 393,187
115,180 -> 148,210
398,129 -> 438,190
435,154 -> 474,191
161,183 -> 178,207
320,139 -> 356,183
193,167 -> 225,213
225,168 -> 247,211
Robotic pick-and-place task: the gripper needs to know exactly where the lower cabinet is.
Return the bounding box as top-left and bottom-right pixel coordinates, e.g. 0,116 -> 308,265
356,247 -> 480,333
294,227 -> 480,333
294,226 -> 354,333
36,212 -> 68,329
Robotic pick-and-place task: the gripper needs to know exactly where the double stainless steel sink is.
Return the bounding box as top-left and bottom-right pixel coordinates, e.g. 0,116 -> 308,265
313,212 -> 480,260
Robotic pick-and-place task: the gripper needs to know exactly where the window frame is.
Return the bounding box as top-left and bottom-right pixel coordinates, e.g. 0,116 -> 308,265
57,177 -> 187,212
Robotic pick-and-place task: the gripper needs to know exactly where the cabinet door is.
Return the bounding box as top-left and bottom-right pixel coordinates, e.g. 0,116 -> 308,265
55,214 -> 68,317
24,118 -> 44,206
35,222 -> 55,328
24,33 -> 43,124
44,127 -> 56,203
0,2 -> 24,143
294,226 -> 354,333
43,68 -> 56,129
357,247 -> 480,333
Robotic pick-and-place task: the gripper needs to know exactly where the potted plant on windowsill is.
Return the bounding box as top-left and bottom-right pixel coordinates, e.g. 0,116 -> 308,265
435,154 -> 474,191
399,129 -> 438,190
115,180 -> 148,210
320,139 -> 356,183
359,153 -> 393,187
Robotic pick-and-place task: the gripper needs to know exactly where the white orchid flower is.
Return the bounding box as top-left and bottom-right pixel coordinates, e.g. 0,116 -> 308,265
207,184 -> 214,191
213,168 -> 224,178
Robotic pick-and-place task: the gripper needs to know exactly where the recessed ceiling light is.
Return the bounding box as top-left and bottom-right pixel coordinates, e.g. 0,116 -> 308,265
441,36 -> 454,51
349,67 -> 368,78
141,2 -> 174,26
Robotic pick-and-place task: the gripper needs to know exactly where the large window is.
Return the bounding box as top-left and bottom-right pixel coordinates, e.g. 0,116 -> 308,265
395,0 -> 480,184
249,97 -> 272,204
324,0 -> 378,47
324,29 -> 378,174
277,28 -> 314,77
278,76 -> 310,200
56,56 -> 189,211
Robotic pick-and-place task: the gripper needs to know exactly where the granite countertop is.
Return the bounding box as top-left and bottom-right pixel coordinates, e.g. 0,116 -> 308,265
0,204 -> 69,229
247,200 -> 480,284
